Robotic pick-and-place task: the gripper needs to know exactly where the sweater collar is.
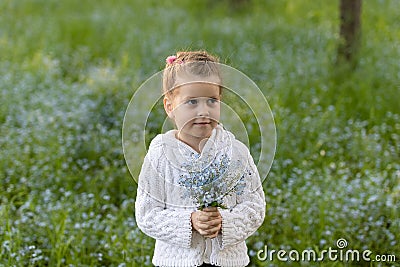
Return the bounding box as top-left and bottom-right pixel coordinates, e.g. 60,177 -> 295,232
152,124 -> 235,168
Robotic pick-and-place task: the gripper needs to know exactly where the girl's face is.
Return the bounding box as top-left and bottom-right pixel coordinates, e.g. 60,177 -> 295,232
164,75 -> 221,148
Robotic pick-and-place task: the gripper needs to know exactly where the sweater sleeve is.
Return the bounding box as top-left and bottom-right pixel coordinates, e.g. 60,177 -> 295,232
135,151 -> 193,248
217,150 -> 266,250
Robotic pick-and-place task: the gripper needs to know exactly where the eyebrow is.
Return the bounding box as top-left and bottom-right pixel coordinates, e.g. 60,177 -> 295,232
182,95 -> 220,101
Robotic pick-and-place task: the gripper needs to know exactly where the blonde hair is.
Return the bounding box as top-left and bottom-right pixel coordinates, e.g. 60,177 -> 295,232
162,50 -> 221,96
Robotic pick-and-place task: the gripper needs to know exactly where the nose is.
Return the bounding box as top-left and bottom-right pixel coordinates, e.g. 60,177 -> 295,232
197,100 -> 210,117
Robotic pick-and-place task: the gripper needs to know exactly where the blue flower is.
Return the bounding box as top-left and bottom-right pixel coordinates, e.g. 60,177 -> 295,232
178,153 -> 248,210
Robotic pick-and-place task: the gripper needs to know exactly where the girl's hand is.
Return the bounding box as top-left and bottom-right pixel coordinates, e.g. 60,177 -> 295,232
191,207 -> 222,238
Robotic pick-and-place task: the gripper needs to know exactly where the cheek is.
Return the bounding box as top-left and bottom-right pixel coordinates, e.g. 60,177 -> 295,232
211,106 -> 221,118
174,109 -> 195,125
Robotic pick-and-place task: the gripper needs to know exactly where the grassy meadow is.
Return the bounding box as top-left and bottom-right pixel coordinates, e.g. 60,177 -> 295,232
1,0 -> 399,266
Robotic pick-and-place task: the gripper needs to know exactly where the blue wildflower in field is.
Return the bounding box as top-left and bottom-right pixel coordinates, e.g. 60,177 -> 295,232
178,153 -> 248,210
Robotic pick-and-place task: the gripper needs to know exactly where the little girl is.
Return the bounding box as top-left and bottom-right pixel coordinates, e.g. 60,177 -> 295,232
135,51 -> 266,267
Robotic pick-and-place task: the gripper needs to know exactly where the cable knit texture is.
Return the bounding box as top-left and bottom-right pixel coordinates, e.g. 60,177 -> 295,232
135,125 -> 266,267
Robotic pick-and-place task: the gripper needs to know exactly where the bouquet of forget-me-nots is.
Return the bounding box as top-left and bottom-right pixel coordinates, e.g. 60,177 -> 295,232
178,152 -> 248,210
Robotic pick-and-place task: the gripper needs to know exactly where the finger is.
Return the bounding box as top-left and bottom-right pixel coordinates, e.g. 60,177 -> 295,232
198,228 -> 213,236
203,218 -> 222,227
203,227 -> 221,238
202,207 -> 218,212
199,222 -> 221,234
196,219 -> 221,232
196,224 -> 222,235
203,211 -> 221,218
196,222 -> 218,232
195,221 -> 210,230
202,209 -> 221,218
198,212 -> 221,221
208,225 -> 221,234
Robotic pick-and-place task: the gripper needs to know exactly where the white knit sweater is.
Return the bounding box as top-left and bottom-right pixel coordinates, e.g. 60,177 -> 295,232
135,125 -> 266,267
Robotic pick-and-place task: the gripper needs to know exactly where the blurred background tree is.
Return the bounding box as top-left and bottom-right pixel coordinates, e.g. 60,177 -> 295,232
337,0 -> 362,66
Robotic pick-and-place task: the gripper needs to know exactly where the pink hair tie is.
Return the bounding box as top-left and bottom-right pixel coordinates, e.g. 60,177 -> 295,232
166,55 -> 178,65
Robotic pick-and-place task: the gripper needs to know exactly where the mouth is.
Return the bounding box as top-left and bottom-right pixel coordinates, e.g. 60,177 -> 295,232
193,121 -> 212,125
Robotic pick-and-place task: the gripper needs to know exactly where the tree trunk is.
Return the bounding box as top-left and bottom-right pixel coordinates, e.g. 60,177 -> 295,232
337,0 -> 362,65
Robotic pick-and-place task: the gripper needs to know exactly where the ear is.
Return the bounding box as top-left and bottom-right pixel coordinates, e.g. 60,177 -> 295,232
163,96 -> 174,119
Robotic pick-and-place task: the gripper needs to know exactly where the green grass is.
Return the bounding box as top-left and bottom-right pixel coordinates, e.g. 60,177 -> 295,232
1,0 -> 399,266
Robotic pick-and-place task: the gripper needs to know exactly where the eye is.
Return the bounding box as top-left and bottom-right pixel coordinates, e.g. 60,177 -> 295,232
186,99 -> 198,105
207,98 -> 219,104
